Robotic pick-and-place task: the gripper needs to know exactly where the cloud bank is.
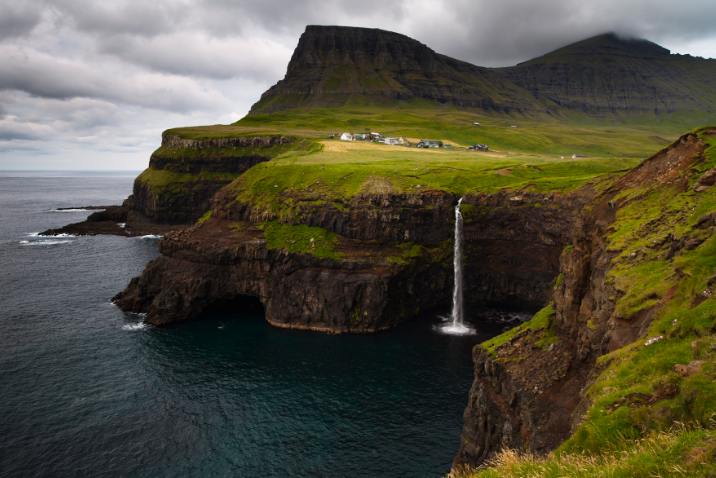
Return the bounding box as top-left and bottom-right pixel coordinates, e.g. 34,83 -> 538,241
1,0 -> 715,170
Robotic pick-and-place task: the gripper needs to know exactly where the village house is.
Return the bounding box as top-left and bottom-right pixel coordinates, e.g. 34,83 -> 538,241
340,133 -> 353,141
418,140 -> 443,148
384,137 -> 399,145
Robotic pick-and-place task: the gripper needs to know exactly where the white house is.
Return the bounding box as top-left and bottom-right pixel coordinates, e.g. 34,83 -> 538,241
340,133 -> 353,141
473,122 -> 480,126
385,137 -> 399,145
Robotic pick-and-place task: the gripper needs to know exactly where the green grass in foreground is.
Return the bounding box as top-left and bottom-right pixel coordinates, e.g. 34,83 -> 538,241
452,424 -> 716,478
454,130 -> 716,477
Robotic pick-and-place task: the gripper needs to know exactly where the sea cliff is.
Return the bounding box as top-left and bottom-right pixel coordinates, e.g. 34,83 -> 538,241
112,184 -> 582,330
453,128 -> 716,472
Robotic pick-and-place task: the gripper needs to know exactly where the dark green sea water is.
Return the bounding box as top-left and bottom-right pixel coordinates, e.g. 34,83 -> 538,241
0,172 -> 528,477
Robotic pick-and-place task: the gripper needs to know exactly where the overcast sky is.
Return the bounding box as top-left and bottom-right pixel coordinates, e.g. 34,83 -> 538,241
1,0 -> 715,171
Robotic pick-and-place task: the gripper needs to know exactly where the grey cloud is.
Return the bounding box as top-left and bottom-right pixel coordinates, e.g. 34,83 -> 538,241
95,33 -> 292,81
193,0 -> 395,38
38,98 -> 130,129
1,0 -> 715,169
55,0 -> 177,38
0,2 -> 43,40
0,116 -> 54,141
0,47 -> 228,113
403,0 -> 716,66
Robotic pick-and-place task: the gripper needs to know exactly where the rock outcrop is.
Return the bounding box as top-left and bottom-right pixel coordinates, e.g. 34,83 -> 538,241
43,133 -> 297,236
453,129 -> 715,469
128,133 -> 291,225
114,181 -> 582,330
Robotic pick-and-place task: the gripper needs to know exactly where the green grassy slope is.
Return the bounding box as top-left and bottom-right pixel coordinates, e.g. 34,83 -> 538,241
224,139 -> 640,221
453,129 -> 716,478
163,104 -> 697,161
235,106 -> 693,157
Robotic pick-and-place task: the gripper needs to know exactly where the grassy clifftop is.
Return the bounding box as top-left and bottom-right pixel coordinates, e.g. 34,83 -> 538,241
223,138 -> 639,220
454,128 -> 716,477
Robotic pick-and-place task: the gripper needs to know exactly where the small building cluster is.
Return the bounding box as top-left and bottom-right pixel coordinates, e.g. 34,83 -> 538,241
328,133 -> 488,151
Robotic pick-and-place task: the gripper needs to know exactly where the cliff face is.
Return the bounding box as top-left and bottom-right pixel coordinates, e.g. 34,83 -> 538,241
113,180 -> 582,330
42,133 -> 299,237
502,33 -> 716,115
251,26 -> 716,118
453,129 -> 715,469
127,133 -> 292,225
250,25 -> 546,114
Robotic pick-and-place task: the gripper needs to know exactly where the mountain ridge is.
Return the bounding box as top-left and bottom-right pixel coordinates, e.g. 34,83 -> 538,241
250,26 -> 716,120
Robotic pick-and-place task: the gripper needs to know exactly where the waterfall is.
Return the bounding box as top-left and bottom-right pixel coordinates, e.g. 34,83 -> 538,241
450,198 -> 464,328
435,197 -> 472,335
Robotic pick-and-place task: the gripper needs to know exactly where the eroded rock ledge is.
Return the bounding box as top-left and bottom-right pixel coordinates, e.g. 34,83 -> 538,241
114,183 -> 583,331
453,130 -> 713,469
42,134 -> 296,236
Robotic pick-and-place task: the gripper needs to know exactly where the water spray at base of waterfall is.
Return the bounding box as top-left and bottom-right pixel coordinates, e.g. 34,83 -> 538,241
436,197 -> 475,335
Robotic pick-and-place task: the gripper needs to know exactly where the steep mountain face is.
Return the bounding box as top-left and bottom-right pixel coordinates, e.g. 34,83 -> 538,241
503,33 -> 716,115
250,25 -> 548,114
251,26 -> 716,118
453,129 -> 716,469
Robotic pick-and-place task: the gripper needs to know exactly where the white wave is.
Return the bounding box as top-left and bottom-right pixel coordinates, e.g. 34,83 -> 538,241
135,235 -> 162,240
49,208 -> 91,212
27,232 -> 40,237
20,239 -> 72,246
122,323 -> 147,331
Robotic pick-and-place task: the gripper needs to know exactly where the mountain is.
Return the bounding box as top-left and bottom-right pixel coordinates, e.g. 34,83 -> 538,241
503,33 -> 716,115
250,25 -> 539,114
250,26 -> 716,120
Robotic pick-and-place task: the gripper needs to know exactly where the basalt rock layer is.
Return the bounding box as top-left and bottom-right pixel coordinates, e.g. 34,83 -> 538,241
251,26 -> 716,118
128,133 -> 292,225
114,179 -> 584,330
44,134 -> 296,236
453,129 -> 716,469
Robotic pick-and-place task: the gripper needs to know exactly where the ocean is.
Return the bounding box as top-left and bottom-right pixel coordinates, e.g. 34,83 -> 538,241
0,172 -> 528,477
